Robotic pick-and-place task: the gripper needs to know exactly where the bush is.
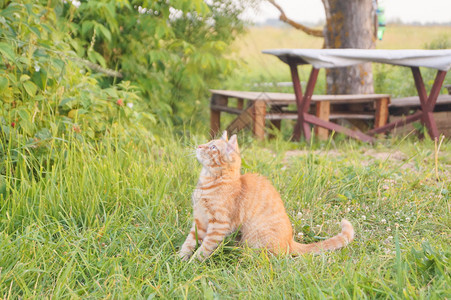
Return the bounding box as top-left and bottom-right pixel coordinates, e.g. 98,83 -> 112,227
55,0 -> 247,124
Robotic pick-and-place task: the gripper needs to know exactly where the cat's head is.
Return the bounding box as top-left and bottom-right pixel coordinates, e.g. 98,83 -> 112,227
196,131 -> 241,170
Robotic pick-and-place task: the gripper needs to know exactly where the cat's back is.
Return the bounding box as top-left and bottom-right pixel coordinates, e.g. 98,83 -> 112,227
239,173 -> 288,217
240,173 -> 279,196
238,172 -> 293,249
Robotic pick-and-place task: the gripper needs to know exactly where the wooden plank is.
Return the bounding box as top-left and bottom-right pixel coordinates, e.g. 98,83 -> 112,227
329,113 -> 374,120
265,113 -> 298,120
210,105 -> 242,115
253,100 -> 266,140
315,101 -> 330,140
210,89 -> 391,105
210,95 -> 228,138
374,97 -> 390,128
265,112 -> 375,120
390,94 -> 451,107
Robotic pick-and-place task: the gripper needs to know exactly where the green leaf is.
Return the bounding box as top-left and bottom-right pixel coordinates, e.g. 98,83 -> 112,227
23,81 -> 38,96
91,51 -> 107,68
0,77 -> 8,90
0,42 -> 15,61
20,74 -> 31,82
96,24 -> 112,42
81,21 -> 95,37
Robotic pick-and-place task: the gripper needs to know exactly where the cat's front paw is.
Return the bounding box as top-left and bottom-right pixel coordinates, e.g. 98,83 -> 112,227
179,250 -> 192,261
192,249 -> 209,262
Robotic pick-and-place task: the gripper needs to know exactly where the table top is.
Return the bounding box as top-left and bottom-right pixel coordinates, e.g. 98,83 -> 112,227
210,89 -> 390,105
262,49 -> 451,71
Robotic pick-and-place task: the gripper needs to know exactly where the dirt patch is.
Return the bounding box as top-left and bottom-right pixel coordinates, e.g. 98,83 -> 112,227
284,150 -> 342,159
363,149 -> 407,162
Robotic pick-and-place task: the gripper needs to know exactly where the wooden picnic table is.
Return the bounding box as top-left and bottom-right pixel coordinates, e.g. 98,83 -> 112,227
210,90 -> 390,140
263,49 -> 451,142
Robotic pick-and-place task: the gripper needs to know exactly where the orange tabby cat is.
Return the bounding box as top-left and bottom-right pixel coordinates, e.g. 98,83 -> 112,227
179,131 -> 354,261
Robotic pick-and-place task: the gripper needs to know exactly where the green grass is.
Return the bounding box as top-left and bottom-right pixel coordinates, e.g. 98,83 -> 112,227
1,129 -> 450,298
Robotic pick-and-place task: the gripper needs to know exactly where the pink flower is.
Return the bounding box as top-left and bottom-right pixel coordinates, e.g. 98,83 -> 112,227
116,99 -> 124,106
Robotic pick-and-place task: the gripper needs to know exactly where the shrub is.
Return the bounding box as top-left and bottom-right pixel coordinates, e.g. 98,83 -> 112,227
55,0 -> 247,124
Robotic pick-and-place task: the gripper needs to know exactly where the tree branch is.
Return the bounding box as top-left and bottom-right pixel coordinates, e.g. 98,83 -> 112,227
267,0 -> 324,38
56,51 -> 123,78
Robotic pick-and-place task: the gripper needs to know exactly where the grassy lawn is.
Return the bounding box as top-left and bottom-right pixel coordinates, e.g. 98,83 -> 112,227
1,131 -> 450,298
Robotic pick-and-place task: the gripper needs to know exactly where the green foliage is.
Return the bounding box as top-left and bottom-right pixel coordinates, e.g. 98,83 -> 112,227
424,34 -> 451,49
55,0 -> 246,123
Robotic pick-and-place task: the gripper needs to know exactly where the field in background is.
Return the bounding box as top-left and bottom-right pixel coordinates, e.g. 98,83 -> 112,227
225,25 -> 451,96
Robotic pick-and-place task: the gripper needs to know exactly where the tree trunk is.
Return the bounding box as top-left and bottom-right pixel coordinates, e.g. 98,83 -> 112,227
323,0 -> 376,95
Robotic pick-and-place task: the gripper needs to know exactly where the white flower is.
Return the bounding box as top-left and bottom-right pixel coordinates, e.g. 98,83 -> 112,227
386,227 -> 391,232
297,232 -> 304,237
138,6 -> 147,14
381,219 -> 387,224
169,7 -> 183,21
405,217 -> 410,222
361,215 -> 366,220
71,0 -> 81,8
127,102 -> 134,109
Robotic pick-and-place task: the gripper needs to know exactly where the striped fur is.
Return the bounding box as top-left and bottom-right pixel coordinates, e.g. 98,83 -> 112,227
179,131 -> 354,261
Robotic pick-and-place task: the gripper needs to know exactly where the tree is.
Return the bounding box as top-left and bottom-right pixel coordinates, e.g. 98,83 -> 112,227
269,0 -> 376,95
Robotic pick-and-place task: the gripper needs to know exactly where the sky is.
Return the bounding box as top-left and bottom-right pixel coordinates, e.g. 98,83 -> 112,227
244,0 -> 451,25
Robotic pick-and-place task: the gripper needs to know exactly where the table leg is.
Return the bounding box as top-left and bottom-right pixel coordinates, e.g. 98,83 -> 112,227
237,98 -> 244,110
210,94 -> 228,138
289,62 -> 304,141
369,69 -> 447,139
411,68 -> 447,139
315,101 -> 330,140
289,62 -> 320,141
253,100 -> 266,140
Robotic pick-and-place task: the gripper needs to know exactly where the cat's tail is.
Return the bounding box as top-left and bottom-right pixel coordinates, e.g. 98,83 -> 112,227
290,219 -> 354,255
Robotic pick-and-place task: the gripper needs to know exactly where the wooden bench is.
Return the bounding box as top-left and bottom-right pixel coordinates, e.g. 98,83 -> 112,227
389,94 -> 451,136
210,90 -> 391,140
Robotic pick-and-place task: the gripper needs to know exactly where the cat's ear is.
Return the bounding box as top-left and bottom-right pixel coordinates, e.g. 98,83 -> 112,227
221,130 -> 228,141
226,134 -> 239,155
